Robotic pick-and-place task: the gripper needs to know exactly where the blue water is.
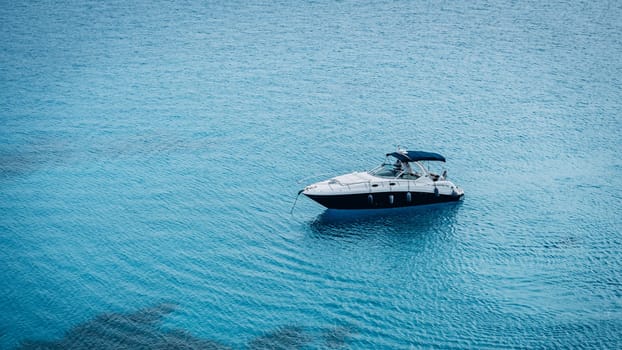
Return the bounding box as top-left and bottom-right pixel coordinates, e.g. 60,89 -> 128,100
2,0 -> 622,348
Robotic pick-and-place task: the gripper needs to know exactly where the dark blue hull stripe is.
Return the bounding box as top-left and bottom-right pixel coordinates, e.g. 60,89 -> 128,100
304,191 -> 463,210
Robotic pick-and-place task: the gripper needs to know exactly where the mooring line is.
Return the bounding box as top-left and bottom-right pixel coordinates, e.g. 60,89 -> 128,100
290,189 -> 304,214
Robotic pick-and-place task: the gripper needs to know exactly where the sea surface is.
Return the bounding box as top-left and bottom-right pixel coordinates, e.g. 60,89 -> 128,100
1,0 -> 622,348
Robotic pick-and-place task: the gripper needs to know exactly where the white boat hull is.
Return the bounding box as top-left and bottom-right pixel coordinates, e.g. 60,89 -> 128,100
303,172 -> 464,210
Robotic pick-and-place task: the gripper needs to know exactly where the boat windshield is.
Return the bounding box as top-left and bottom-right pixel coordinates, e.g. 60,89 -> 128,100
368,163 -> 400,178
369,159 -> 430,180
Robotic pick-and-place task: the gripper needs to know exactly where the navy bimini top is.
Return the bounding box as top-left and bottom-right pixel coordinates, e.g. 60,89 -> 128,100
386,151 -> 446,162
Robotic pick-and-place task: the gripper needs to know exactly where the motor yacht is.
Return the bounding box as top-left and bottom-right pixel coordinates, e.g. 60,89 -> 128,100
301,150 -> 464,209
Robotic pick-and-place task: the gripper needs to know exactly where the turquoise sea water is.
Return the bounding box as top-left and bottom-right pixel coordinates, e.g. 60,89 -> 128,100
2,0 -> 622,348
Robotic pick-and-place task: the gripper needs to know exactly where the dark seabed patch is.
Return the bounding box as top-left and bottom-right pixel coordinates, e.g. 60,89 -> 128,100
16,305 -> 354,350
322,326 -> 353,349
247,326 -> 311,350
0,140 -> 69,178
17,304 -> 231,350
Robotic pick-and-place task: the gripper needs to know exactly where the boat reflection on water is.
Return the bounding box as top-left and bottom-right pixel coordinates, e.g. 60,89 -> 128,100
308,202 -> 462,241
